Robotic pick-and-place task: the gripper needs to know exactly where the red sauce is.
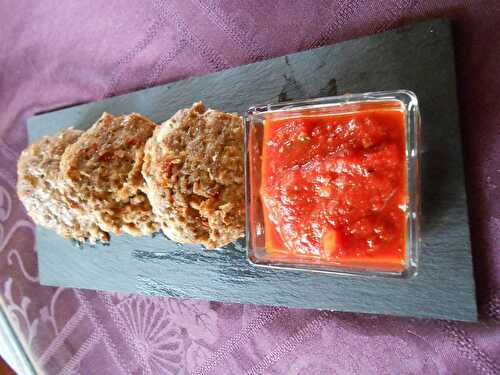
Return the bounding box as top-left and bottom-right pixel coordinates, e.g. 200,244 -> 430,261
261,104 -> 407,272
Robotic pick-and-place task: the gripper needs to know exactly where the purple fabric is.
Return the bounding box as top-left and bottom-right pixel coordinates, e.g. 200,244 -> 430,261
0,0 -> 499,374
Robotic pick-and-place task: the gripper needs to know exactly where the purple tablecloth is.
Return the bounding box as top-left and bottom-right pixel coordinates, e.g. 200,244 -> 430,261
0,1 -> 499,374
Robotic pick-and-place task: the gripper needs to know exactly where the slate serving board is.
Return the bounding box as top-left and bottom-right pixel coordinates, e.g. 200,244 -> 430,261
28,18 -> 477,322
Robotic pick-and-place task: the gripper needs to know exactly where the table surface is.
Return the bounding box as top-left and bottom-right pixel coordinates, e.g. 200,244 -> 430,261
0,1 -> 498,374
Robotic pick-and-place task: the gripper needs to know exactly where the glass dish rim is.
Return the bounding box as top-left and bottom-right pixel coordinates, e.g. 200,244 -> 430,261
247,89 -> 419,117
244,90 -> 421,279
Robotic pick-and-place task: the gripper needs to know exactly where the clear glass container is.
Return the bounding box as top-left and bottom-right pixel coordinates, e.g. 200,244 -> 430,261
244,91 -> 421,278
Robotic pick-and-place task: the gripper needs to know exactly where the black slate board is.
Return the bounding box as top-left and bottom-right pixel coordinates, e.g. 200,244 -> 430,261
28,19 -> 477,321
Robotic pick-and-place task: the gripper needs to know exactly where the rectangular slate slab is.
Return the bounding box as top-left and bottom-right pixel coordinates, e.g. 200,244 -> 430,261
28,18 -> 477,321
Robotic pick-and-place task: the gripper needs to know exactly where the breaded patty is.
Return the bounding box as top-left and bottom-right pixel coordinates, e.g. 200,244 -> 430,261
59,113 -> 158,236
142,102 -> 245,249
17,129 -> 109,243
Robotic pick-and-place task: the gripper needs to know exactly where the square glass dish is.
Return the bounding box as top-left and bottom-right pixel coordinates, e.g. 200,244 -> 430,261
244,91 -> 421,278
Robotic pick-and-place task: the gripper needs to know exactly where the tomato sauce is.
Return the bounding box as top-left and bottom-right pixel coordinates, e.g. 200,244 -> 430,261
261,104 -> 407,272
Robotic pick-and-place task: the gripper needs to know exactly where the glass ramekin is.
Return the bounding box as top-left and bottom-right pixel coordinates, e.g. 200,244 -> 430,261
244,91 -> 421,278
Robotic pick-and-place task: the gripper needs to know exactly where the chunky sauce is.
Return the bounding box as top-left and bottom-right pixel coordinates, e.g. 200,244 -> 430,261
261,104 -> 407,271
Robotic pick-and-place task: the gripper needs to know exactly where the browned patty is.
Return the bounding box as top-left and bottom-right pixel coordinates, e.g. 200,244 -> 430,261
59,113 -> 159,236
142,102 -> 245,249
17,128 -> 109,243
